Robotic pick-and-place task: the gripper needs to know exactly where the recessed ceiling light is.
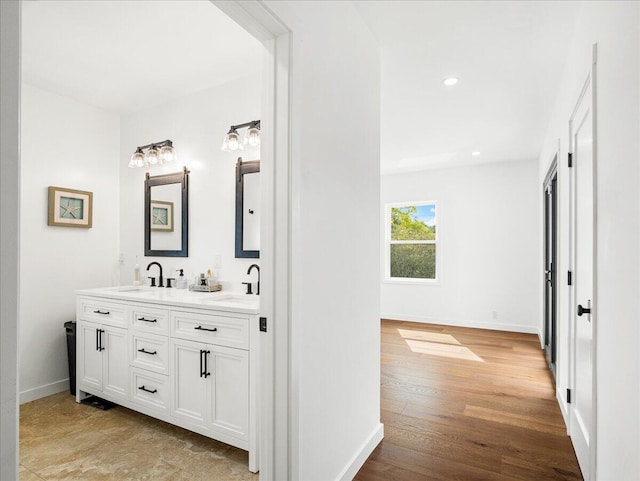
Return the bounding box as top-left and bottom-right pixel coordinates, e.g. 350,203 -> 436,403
471,151 -> 481,156
443,77 -> 459,86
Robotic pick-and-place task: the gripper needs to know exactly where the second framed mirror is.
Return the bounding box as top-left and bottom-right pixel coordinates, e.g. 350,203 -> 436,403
235,158 -> 260,258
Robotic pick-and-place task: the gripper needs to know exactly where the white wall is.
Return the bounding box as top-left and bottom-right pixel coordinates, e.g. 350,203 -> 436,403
19,84 -> 121,403
0,1 -> 21,477
538,2 -> 640,479
119,74 -> 261,290
381,160 -> 539,334
263,2 -> 382,480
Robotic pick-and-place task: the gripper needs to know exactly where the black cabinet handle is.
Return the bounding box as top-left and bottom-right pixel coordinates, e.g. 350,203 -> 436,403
204,350 -> 211,378
137,348 -> 157,355
199,349 -> 211,378
194,325 -> 217,332
95,329 -> 105,351
138,385 -> 157,394
93,310 -> 110,315
137,317 -> 158,323
577,304 -> 591,316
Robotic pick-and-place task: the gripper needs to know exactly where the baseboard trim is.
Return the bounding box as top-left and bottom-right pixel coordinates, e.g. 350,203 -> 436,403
20,379 -> 69,404
337,422 -> 384,481
380,313 -> 539,334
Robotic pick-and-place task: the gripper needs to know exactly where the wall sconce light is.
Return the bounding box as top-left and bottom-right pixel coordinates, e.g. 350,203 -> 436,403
221,120 -> 261,152
128,140 -> 177,168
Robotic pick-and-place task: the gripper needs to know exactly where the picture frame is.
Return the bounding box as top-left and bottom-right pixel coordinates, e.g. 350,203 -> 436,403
150,200 -> 174,232
48,186 -> 93,228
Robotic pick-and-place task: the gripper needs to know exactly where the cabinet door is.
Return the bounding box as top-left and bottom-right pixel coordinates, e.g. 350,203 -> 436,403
171,338 -> 208,425
208,344 -> 249,441
102,325 -> 128,400
78,321 -> 102,391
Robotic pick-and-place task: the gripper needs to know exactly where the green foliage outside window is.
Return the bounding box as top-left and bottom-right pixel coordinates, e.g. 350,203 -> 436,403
389,205 -> 436,280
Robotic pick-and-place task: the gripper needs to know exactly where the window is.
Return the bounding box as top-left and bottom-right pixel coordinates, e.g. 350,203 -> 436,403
385,202 -> 438,282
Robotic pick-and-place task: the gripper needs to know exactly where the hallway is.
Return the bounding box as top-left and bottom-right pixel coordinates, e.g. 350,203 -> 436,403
355,319 -> 582,480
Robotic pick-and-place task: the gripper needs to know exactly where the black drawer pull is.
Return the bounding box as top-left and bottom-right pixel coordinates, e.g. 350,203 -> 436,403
194,325 -> 217,332
137,348 -> 157,355
138,385 -> 157,394
137,317 -> 158,323
93,310 -> 110,315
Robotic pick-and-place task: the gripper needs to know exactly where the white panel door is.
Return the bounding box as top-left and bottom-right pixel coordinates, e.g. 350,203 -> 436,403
78,321 -> 102,391
102,325 -> 128,400
171,338 -> 208,425
570,71 -> 595,480
208,344 -> 249,441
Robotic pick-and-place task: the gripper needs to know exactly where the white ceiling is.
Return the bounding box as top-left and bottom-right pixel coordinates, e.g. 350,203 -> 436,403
354,0 -> 580,173
22,1 -> 580,173
21,0 -> 263,114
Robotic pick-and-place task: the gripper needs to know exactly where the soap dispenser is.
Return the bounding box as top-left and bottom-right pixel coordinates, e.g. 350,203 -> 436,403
176,269 -> 187,289
133,256 -> 141,286
176,269 -> 188,289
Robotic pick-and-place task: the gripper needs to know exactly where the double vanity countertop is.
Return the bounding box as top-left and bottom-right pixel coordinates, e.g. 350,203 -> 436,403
76,285 -> 260,315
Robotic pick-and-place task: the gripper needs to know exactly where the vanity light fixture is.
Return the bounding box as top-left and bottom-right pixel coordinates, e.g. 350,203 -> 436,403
221,120 -> 261,152
128,140 -> 177,168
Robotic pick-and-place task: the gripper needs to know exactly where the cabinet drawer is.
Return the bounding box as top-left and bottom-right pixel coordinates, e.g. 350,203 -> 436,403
171,311 -> 249,350
131,305 -> 169,335
131,368 -> 169,414
131,332 -> 169,375
78,298 -> 128,328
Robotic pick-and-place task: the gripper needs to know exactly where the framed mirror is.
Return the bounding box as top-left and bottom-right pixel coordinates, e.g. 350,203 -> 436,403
235,158 -> 260,258
145,167 -> 189,257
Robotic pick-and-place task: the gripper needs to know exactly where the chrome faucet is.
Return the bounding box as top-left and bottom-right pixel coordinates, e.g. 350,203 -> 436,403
146,261 -> 164,287
247,264 -> 260,295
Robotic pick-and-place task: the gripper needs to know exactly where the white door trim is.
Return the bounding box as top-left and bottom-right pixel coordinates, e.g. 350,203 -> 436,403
568,43 -> 598,480
212,2 -> 292,480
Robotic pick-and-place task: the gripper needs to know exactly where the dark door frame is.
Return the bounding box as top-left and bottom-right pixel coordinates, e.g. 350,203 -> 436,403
543,156 -> 558,379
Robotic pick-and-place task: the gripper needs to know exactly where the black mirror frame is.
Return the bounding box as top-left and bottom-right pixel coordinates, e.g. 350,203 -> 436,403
235,157 -> 260,259
145,166 -> 189,257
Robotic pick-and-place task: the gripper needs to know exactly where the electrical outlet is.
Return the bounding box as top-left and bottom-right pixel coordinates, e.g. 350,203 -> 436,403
118,253 -> 125,265
214,254 -> 222,269
492,311 -> 498,320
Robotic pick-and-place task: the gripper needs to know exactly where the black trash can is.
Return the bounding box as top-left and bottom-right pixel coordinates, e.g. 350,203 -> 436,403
64,321 -> 76,395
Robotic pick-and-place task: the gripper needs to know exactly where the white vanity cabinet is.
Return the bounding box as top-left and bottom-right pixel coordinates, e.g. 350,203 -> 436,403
171,337 -> 249,443
78,321 -> 129,401
75,288 -> 259,473
77,298 -> 129,402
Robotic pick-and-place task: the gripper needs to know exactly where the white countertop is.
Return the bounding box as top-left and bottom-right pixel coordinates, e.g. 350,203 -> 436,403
76,285 -> 260,315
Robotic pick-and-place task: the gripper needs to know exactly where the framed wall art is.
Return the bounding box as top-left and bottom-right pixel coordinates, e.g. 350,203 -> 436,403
150,200 -> 174,232
48,186 -> 93,228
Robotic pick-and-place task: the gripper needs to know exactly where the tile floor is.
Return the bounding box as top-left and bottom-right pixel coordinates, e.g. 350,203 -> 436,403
20,392 -> 258,481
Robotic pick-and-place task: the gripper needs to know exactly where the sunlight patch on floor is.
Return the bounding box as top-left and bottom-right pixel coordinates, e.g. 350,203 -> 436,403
403,338 -> 484,362
397,329 -> 461,345
399,331 -> 484,362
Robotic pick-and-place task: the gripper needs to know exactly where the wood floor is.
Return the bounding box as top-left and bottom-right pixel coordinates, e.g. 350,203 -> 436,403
355,319 -> 582,481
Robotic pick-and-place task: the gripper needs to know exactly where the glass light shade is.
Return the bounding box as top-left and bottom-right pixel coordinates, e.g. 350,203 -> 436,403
145,146 -> 159,165
129,148 -> 145,168
159,144 -> 176,164
243,127 -> 261,148
222,130 -> 243,152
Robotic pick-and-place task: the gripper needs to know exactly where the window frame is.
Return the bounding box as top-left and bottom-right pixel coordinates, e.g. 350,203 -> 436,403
384,200 -> 440,285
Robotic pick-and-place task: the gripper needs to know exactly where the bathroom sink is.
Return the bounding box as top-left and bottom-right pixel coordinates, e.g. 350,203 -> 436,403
112,286 -> 151,292
200,294 -> 259,307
